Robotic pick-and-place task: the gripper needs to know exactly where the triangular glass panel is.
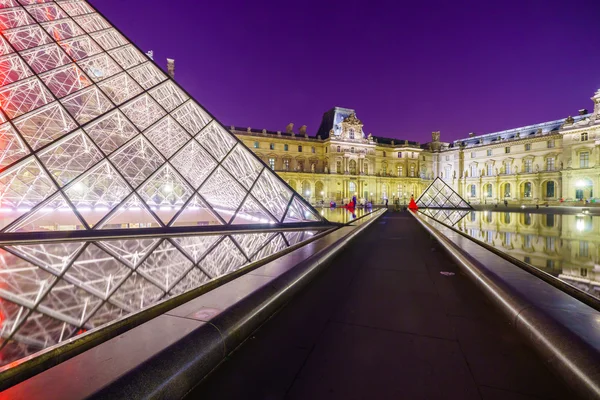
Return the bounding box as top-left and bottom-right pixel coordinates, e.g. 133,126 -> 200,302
11,311 -> 77,350
168,267 -> 211,297
108,44 -> 147,71
231,195 -> 276,225
283,231 -> 309,246
64,161 -> 132,227
83,109 -> 139,155
0,157 -> 57,231
77,52 -> 123,83
285,196 -> 320,222
38,130 -> 104,187
170,194 -> 223,227
170,140 -> 217,189
60,85 -> 113,124
0,53 -> 33,86
198,237 -> 247,279
39,279 -> 103,327
195,121 -> 237,162
5,192 -> 83,232
136,240 -> 193,292
96,193 -> 161,230
86,302 -> 126,330
142,116 -> 190,159
221,143 -> 264,190
120,93 -> 165,131
251,169 -> 293,222
137,165 -> 193,224
172,235 -> 221,263
148,80 -> 189,112
67,244 -> 130,299
108,135 -> 164,188
170,100 -> 212,135
97,72 -> 143,105
416,178 -> 472,209
198,167 -> 247,223
0,122 -> 30,169
231,232 -> 276,259
97,237 -> 160,268
127,61 -> 167,90
251,233 -> 288,262
0,299 -> 30,341
109,272 -> 164,312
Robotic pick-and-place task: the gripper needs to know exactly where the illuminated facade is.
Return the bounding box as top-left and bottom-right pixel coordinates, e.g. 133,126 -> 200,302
235,90 -> 600,206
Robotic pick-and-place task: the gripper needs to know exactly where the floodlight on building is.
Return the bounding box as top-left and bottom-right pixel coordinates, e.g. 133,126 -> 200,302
306,190 -> 310,195
320,191 -> 324,195
576,180 -> 586,187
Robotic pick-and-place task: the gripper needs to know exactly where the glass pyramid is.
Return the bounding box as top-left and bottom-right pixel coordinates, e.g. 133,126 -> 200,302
416,178 -> 472,209
0,0 -> 322,233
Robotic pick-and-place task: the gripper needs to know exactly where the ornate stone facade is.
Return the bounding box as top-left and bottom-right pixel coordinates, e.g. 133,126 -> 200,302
234,89 -> 600,205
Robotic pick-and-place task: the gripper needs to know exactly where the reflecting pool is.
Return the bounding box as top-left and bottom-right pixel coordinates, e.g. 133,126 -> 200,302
426,210 -> 600,301
318,206 -> 378,224
0,229 -> 323,369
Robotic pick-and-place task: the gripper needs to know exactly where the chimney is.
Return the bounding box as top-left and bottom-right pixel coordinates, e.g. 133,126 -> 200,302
579,108 -> 588,116
145,50 -> 154,60
167,58 -> 175,79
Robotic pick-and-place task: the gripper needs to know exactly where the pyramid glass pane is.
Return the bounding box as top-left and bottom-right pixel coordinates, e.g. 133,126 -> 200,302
0,0 -> 322,235
416,178 -> 472,210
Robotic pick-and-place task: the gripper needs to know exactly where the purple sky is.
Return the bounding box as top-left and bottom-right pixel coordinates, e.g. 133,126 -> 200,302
90,0 -> 600,143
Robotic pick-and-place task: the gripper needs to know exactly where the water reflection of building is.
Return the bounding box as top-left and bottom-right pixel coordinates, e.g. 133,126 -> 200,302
456,212 -> 600,297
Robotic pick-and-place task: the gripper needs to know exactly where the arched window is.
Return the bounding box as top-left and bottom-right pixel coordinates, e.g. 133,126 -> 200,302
336,161 -> 342,174
546,181 -> 555,198
503,183 -> 511,198
523,182 -> 532,198
470,184 -> 476,197
284,144 -> 289,151
349,160 -> 357,174
485,184 -> 492,197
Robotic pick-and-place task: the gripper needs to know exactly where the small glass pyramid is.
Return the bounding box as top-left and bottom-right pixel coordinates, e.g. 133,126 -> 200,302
416,178 -> 472,209
0,0 -> 322,232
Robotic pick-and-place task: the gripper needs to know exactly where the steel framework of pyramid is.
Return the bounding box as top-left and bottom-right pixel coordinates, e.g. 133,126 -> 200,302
0,0 -> 322,233
416,178 -> 472,209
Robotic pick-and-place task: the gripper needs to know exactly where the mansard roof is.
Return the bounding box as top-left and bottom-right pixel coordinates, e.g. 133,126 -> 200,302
452,114 -> 591,148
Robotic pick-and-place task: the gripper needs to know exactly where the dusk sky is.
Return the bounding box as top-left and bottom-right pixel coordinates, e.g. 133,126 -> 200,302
90,0 -> 600,143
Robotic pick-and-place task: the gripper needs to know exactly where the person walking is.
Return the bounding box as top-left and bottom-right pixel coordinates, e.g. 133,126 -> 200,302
385,198 -> 388,207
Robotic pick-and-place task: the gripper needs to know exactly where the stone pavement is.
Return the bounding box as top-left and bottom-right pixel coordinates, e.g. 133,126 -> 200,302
186,212 -> 579,400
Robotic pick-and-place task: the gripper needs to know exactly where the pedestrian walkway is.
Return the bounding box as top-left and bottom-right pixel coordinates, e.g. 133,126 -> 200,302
187,212 -> 578,399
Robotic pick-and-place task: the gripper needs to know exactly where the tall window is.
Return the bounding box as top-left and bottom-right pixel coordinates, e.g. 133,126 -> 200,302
410,165 -> 415,177
485,184 -> 492,197
364,162 -> 369,175
350,147 -> 355,153
546,237 -> 556,252
444,166 -> 451,180
269,143 -> 275,150
336,161 -> 342,173
311,146 -> 315,153
412,152 -> 416,158
268,158 -> 275,170
298,160 -> 304,172
546,214 -> 555,227
524,143 -> 531,151
546,157 -> 555,171
505,146 -> 511,154
471,152 -> 476,158
470,184 -> 476,197
504,183 -> 511,198
504,161 -> 511,174
487,149 -> 492,156
382,164 -> 387,175
398,152 -> 402,158
349,129 -> 355,139
580,241 -> 589,257
580,152 -> 590,168
524,159 -> 532,173
383,151 -> 386,157
349,181 -> 356,193
284,144 -> 289,151
581,132 -> 589,141
298,145 -> 302,152
397,165 -> 403,176
486,164 -> 493,176
547,140 -> 555,148
546,181 -> 555,198
254,141 -> 259,149
523,182 -> 532,198
283,159 -> 289,170
470,165 -> 478,178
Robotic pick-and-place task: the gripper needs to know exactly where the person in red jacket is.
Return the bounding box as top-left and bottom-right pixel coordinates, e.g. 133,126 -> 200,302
408,195 -> 418,211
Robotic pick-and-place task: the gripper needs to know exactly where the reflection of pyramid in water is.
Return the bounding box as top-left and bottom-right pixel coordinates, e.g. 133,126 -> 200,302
0,1 -> 321,232
416,178 -> 472,209
418,208 -> 469,226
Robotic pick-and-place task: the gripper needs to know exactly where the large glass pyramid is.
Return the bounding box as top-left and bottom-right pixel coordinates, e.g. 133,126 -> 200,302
416,178 -> 472,209
0,0 -> 322,233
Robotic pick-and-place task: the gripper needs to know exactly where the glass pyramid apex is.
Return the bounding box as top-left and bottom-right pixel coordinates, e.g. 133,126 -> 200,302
0,0 -> 323,232
416,178 -> 472,210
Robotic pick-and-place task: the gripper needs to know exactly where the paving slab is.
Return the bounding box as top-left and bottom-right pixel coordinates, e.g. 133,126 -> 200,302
187,212 -> 579,400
